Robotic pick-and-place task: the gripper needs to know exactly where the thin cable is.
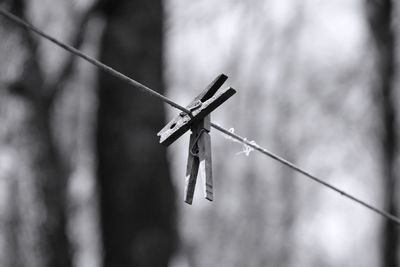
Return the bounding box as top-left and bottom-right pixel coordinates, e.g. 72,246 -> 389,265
1,7 -> 399,226
212,123 -> 400,225
0,7 -> 191,115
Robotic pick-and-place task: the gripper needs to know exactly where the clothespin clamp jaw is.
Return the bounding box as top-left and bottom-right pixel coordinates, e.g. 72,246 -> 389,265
157,74 -> 236,204
184,115 -> 212,204
157,74 -> 235,146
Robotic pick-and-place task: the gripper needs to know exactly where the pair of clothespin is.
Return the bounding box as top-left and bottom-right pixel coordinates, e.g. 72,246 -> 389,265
157,74 -> 236,204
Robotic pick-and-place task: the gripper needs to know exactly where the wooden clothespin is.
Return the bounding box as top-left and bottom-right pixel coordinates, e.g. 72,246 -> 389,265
157,74 -> 236,204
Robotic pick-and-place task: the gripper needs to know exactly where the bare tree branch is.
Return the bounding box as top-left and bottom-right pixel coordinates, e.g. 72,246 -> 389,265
45,3 -> 99,107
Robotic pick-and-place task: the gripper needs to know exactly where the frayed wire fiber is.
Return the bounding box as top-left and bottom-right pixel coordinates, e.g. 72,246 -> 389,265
223,127 -> 257,156
211,122 -> 400,225
1,7 -> 400,225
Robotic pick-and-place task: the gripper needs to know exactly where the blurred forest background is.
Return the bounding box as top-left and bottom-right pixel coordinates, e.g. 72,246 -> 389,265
0,0 -> 399,267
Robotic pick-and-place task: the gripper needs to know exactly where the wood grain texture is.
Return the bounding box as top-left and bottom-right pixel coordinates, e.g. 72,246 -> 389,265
198,131 -> 213,201
183,115 -> 213,204
184,133 -> 199,205
158,87 -> 235,146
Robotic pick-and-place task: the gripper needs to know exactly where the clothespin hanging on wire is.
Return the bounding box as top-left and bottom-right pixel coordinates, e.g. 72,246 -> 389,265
157,74 -> 236,204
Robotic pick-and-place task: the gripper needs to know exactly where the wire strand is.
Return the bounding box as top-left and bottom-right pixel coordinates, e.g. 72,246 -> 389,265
1,7 -> 399,226
211,123 -> 400,225
0,7 -> 191,115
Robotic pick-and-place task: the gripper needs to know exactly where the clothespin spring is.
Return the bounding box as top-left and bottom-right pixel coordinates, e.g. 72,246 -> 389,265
190,128 -> 209,157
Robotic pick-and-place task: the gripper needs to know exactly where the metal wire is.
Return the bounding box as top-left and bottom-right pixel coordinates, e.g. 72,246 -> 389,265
0,7 -> 191,115
211,123 -> 400,225
1,7 -> 399,226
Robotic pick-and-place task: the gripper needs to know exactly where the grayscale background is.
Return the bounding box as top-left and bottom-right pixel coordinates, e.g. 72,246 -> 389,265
0,0 -> 398,267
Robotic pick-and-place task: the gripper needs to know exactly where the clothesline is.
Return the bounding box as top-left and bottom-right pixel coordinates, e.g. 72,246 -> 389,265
1,7 -> 399,225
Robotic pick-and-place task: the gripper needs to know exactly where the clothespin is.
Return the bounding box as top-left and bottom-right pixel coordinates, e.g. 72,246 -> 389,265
157,74 -> 236,204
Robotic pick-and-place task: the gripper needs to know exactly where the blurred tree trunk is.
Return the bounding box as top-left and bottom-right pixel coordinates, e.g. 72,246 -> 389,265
0,1 -> 72,267
97,0 -> 176,266
365,1 -> 398,267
